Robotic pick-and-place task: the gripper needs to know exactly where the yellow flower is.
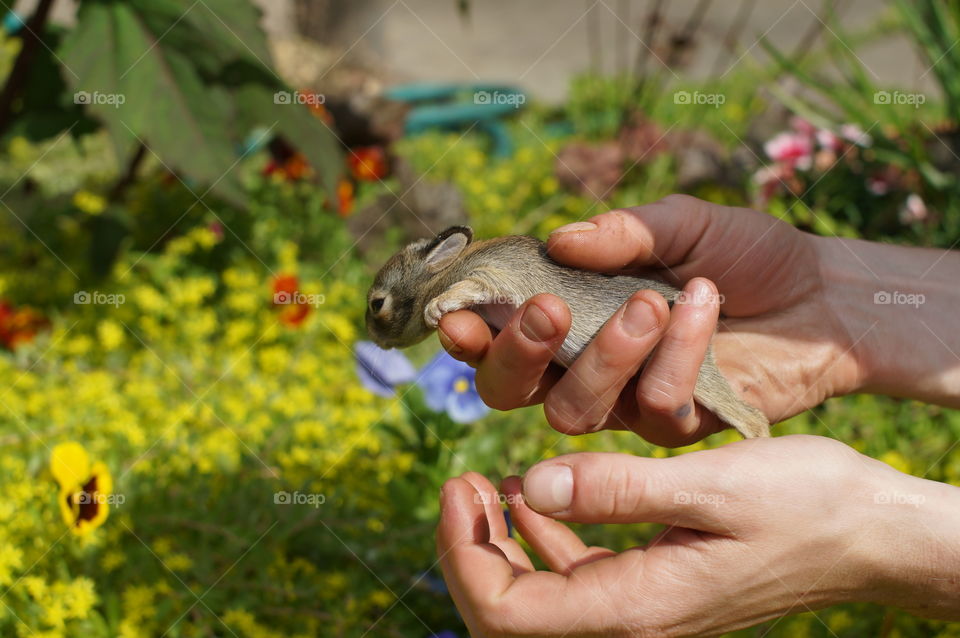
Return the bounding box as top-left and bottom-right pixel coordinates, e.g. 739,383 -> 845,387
0,544 -> 22,586
50,442 -> 114,535
72,190 -> 107,215
97,319 -> 125,351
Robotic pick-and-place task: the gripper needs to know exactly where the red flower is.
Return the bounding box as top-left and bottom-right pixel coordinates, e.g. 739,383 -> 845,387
0,300 -> 48,350
347,147 -> 388,181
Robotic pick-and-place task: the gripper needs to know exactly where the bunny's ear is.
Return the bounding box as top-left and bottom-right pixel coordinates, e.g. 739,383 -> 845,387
424,226 -> 473,272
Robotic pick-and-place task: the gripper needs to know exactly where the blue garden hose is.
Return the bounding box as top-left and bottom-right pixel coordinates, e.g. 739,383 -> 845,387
384,83 -> 527,157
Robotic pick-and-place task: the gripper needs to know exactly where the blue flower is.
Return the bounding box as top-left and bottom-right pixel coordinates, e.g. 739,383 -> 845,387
417,351 -> 489,423
429,632 -> 458,638
354,340 -> 417,397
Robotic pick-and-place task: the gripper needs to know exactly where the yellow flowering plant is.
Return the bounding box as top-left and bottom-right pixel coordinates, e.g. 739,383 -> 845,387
0,77 -> 959,638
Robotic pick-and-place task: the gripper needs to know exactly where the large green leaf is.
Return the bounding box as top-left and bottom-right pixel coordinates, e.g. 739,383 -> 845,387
60,1 -> 242,203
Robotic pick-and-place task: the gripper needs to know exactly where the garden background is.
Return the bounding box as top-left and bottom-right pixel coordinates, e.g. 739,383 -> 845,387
1,0 -> 959,636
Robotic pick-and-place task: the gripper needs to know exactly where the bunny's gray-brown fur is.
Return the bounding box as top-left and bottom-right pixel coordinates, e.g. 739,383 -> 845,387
366,226 -> 770,438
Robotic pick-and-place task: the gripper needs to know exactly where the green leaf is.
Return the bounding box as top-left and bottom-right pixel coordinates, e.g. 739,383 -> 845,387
60,1 -> 245,204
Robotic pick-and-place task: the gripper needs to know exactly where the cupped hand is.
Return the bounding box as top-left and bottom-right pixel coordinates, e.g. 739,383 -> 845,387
438,194 -> 863,446
437,435 -> 960,637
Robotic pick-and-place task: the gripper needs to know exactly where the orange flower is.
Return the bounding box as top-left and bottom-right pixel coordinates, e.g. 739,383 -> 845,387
307,101 -> 334,125
272,273 -> 298,302
263,152 -> 312,181
347,146 -> 388,181
271,274 -> 311,327
279,303 -> 311,327
337,179 -> 355,217
0,300 -> 48,350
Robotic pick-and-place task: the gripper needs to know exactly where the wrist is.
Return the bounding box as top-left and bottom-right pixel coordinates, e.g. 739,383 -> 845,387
864,471 -> 960,618
812,234 -> 960,405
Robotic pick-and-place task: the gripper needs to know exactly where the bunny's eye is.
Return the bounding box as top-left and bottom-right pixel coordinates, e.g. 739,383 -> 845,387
369,296 -> 385,314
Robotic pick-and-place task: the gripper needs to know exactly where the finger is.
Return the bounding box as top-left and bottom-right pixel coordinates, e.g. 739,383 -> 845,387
546,195 -> 784,298
543,290 -> 669,434
438,310 -> 492,364
461,472 -> 534,574
546,195 -> 714,274
501,476 -> 615,575
632,278 -> 725,447
474,294 -> 571,410
438,477 -> 602,637
437,476 -> 516,611
520,452 -> 737,534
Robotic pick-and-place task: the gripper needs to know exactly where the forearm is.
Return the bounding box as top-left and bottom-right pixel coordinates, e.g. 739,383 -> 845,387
866,472 -> 960,619
816,236 -> 960,406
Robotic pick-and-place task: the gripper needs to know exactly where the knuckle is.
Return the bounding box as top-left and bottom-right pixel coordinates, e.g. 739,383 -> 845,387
657,193 -> 703,210
636,381 -> 687,418
543,396 -> 584,434
474,378 -> 519,411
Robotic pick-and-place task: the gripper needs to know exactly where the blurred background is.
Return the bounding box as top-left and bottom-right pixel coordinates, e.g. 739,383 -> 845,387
0,0 -> 958,636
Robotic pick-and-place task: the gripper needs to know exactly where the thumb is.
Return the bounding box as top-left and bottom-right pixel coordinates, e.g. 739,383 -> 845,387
520,452 -> 737,534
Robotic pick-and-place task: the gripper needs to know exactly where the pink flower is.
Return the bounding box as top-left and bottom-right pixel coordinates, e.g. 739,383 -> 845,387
816,129 -> 842,151
899,194 -> 928,223
840,123 -> 872,147
208,221 -> 224,241
752,165 -> 789,206
790,116 -> 817,137
866,176 -> 890,196
764,132 -> 813,170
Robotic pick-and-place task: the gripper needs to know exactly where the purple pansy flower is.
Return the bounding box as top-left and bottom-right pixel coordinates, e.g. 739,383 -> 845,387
417,351 -> 489,423
354,340 -> 417,397
429,632 -> 459,638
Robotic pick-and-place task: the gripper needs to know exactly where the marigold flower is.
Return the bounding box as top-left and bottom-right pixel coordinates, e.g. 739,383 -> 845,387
0,299 -> 48,350
337,179 -> 354,217
347,146 -> 388,181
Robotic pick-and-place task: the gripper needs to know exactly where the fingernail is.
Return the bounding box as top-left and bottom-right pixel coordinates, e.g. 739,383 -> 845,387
522,464 -> 572,513
550,221 -> 597,234
438,330 -> 463,356
520,303 -> 556,342
676,279 -> 716,307
620,297 -> 659,338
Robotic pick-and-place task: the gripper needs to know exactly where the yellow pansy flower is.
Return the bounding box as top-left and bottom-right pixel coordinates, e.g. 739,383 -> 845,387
50,442 -> 113,535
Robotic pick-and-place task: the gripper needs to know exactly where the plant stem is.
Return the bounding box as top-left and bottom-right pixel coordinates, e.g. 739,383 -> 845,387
108,143 -> 147,202
0,0 -> 56,137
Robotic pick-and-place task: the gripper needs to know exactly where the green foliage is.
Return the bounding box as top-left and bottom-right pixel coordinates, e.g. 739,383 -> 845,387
57,0 -> 341,205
